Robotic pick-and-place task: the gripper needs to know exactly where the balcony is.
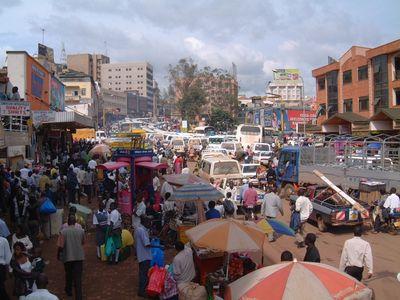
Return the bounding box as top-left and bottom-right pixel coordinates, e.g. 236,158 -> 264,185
65,95 -> 81,101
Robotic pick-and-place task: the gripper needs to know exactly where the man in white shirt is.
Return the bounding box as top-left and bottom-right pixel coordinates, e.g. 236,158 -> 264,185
295,188 -> 313,248
339,226 -> 373,281
225,181 -> 238,202
88,159 -> 97,170
20,164 -> 31,181
153,173 -> 161,192
161,181 -> 174,199
383,187 -> 400,213
109,202 -> 122,263
172,242 -> 196,284
26,273 -> 58,300
132,197 -> 147,229
0,235 -> 12,299
261,186 -> 283,242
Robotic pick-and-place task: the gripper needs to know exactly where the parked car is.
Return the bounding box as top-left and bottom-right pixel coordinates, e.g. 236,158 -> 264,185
253,151 -> 272,164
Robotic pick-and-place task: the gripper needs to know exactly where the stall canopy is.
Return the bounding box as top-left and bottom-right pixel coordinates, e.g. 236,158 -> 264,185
163,174 -> 208,186
97,161 -> 130,171
172,183 -> 224,202
135,161 -> 168,170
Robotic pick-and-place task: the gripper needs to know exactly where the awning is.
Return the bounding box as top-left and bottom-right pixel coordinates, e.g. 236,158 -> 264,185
33,111 -> 94,129
136,161 -> 168,170
163,174 -> 209,186
321,112 -> 369,125
97,161 -> 130,171
369,108 -> 400,121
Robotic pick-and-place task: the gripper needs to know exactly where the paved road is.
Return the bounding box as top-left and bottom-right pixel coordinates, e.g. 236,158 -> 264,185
263,199 -> 400,299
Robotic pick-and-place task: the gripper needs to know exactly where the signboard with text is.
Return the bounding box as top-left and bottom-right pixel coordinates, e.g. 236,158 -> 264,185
273,69 -> 300,81
0,101 -> 31,116
32,110 -> 56,125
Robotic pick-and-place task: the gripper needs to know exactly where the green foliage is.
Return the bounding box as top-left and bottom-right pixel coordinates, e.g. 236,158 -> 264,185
209,108 -> 236,132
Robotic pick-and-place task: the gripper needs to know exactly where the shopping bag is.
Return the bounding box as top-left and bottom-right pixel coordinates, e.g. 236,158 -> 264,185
151,238 -> 164,267
100,244 -> 107,261
105,236 -> 116,257
146,266 -> 167,297
39,198 -> 57,214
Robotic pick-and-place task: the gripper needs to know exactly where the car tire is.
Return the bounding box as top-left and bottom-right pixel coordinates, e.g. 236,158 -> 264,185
317,216 -> 327,232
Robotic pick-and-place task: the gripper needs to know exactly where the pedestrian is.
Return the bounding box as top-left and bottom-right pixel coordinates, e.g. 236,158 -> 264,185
27,191 -> 40,247
66,166 -> 78,204
49,173 -> 60,205
303,233 -> 320,262
82,167 -> 93,204
225,181 -> 238,202
205,201 -> 221,220
280,251 -> 294,262
239,178 -> 249,203
10,86 -> 21,100
0,211 -> 10,238
108,202 -> 122,264
223,192 -> 236,218
294,188 -> 313,248
57,214 -> 85,299
173,155 -> 183,174
132,196 -> 147,230
261,186 -> 283,242
38,170 -> 51,193
0,234 -> 12,300
135,216 -> 152,298
152,173 -> 160,193
93,201 -> 109,259
25,273 -> 58,300
172,241 -> 196,284
339,226 -> 373,281
12,223 -> 33,254
383,187 -> 400,214
243,182 -> 258,220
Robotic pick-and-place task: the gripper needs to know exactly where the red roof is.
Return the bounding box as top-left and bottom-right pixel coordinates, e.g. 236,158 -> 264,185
97,161 -> 130,171
136,161 -> 168,170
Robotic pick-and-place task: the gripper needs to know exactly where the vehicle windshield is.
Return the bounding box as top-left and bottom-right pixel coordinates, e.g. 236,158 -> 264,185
221,143 -> 234,150
172,140 -> 184,146
214,161 -> 240,175
243,165 -> 258,173
189,139 -> 201,145
259,151 -> 271,156
209,137 -> 224,144
255,144 -> 270,151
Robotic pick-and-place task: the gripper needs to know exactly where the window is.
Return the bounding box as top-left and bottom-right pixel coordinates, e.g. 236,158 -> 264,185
359,96 -> 369,111
358,65 -> 368,81
343,99 -> 353,112
73,90 -> 79,96
395,89 -> 400,106
1,116 -> 29,132
395,56 -> 400,80
373,55 -> 389,112
108,76 -> 112,79
318,77 -> 325,90
343,70 -> 352,84
327,70 -> 338,117
81,88 -> 86,96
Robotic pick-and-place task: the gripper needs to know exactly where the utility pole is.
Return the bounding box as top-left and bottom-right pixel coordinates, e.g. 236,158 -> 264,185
41,28 -> 45,44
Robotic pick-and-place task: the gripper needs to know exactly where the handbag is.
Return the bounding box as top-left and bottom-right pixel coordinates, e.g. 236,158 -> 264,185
146,266 -> 167,297
39,198 -> 57,214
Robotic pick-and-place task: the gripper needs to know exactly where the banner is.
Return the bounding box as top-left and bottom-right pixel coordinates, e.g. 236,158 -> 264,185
273,69 -> 300,81
31,64 -> 45,98
50,76 -> 65,111
287,110 -> 316,129
0,101 -> 31,116
32,110 -> 56,125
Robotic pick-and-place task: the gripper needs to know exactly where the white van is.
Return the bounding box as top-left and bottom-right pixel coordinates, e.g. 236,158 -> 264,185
199,157 -> 242,182
188,138 -> 203,151
169,138 -> 185,153
220,142 -> 243,155
95,131 -> 107,142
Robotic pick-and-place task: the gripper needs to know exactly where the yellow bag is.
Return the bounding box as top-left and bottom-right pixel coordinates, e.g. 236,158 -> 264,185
121,229 -> 134,248
100,244 -> 107,261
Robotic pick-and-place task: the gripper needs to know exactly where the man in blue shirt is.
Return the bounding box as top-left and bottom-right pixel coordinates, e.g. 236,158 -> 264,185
135,216 -> 152,297
205,201 -> 221,220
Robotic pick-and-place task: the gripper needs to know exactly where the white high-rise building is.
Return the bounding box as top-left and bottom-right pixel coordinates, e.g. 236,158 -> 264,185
266,69 -> 304,107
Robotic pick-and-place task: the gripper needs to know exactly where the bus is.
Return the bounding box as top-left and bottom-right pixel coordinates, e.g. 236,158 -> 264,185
236,124 -> 263,148
119,120 -> 143,132
194,126 -> 215,136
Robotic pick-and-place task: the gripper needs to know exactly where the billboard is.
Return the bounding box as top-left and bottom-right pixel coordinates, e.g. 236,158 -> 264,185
287,110 -> 316,129
50,76 -> 65,111
263,108 -> 316,131
273,69 -> 300,81
0,101 -> 31,116
38,43 -> 54,62
26,56 -> 50,110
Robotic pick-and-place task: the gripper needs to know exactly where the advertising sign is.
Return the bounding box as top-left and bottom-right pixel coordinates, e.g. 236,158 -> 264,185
273,69 -> 300,81
26,55 -> 50,110
31,64 -> 45,98
0,101 -> 31,116
32,110 -> 56,125
38,43 -> 54,62
287,110 -> 316,129
181,120 -> 188,133
50,76 -> 65,111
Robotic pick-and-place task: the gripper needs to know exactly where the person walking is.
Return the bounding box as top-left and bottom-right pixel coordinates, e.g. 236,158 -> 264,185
135,216 -> 152,298
93,202 -> 109,259
25,273 -> 58,300
294,188 -> 313,248
303,233 -> 320,263
108,202 -> 122,264
57,214 -> 85,299
0,234 -> 12,300
339,226 -> 373,281
82,167 -> 94,204
261,186 -> 283,242
243,182 -> 258,220
66,166 -> 78,204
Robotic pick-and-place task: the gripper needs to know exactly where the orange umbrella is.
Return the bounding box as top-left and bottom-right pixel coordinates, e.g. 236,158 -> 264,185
185,218 -> 265,252
89,144 -> 111,157
225,261 -> 373,300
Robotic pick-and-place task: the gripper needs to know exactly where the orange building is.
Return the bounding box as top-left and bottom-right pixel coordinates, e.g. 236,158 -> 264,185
312,39 -> 400,133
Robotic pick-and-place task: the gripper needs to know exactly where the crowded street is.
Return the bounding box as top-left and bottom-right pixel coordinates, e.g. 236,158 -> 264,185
1,1 -> 400,300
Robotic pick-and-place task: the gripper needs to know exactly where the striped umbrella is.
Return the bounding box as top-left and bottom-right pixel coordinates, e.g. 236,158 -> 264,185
257,218 -> 295,237
185,218 -> 266,252
172,183 -> 224,202
225,261 -> 373,300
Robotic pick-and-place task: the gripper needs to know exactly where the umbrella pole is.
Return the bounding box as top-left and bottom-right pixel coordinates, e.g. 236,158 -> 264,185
225,252 -> 230,280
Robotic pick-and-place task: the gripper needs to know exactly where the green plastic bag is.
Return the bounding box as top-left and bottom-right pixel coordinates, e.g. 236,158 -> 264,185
105,236 -> 116,257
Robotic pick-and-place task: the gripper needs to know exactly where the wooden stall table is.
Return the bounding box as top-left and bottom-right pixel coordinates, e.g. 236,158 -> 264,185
193,246 -> 225,285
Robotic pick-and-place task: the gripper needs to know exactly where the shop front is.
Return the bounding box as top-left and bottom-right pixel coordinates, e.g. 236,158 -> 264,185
321,112 -> 369,134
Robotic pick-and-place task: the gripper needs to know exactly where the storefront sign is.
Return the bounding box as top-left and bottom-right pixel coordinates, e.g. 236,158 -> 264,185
32,110 -> 56,125
0,101 -> 31,116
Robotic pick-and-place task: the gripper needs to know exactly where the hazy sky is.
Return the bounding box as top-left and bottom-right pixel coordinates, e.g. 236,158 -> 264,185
1,0 -> 399,96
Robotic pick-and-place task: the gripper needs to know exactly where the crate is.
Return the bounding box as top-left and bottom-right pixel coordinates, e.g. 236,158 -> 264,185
359,181 -> 386,193
359,191 -> 381,205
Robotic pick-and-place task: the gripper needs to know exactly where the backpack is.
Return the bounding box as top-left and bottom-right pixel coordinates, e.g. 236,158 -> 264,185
223,199 -> 235,215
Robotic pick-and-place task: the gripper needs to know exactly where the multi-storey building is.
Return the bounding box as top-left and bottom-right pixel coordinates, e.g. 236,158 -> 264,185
67,53 -> 110,83
312,39 -> 400,133
101,62 -> 154,116
266,69 -> 304,107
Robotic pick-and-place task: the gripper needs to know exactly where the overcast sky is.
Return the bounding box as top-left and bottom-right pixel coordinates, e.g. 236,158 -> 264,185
1,0 -> 399,96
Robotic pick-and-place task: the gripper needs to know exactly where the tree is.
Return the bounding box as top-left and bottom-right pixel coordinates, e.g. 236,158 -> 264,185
168,58 -> 206,120
209,108 -> 236,132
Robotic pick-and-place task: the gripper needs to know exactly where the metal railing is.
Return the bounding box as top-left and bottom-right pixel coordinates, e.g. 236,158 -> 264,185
299,134 -> 400,171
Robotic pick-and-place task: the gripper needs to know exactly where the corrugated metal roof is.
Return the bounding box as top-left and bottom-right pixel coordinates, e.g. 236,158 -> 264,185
54,111 -> 93,128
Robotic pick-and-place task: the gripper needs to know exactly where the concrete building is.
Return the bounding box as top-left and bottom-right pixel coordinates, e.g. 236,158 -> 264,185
101,61 -> 154,116
312,39 -> 400,133
127,91 -> 150,117
59,69 -> 99,126
266,69 -> 304,107
100,88 -> 127,116
67,53 -> 110,83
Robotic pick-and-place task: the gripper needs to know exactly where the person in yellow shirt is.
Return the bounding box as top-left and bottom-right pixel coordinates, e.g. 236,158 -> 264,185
38,170 -> 51,192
